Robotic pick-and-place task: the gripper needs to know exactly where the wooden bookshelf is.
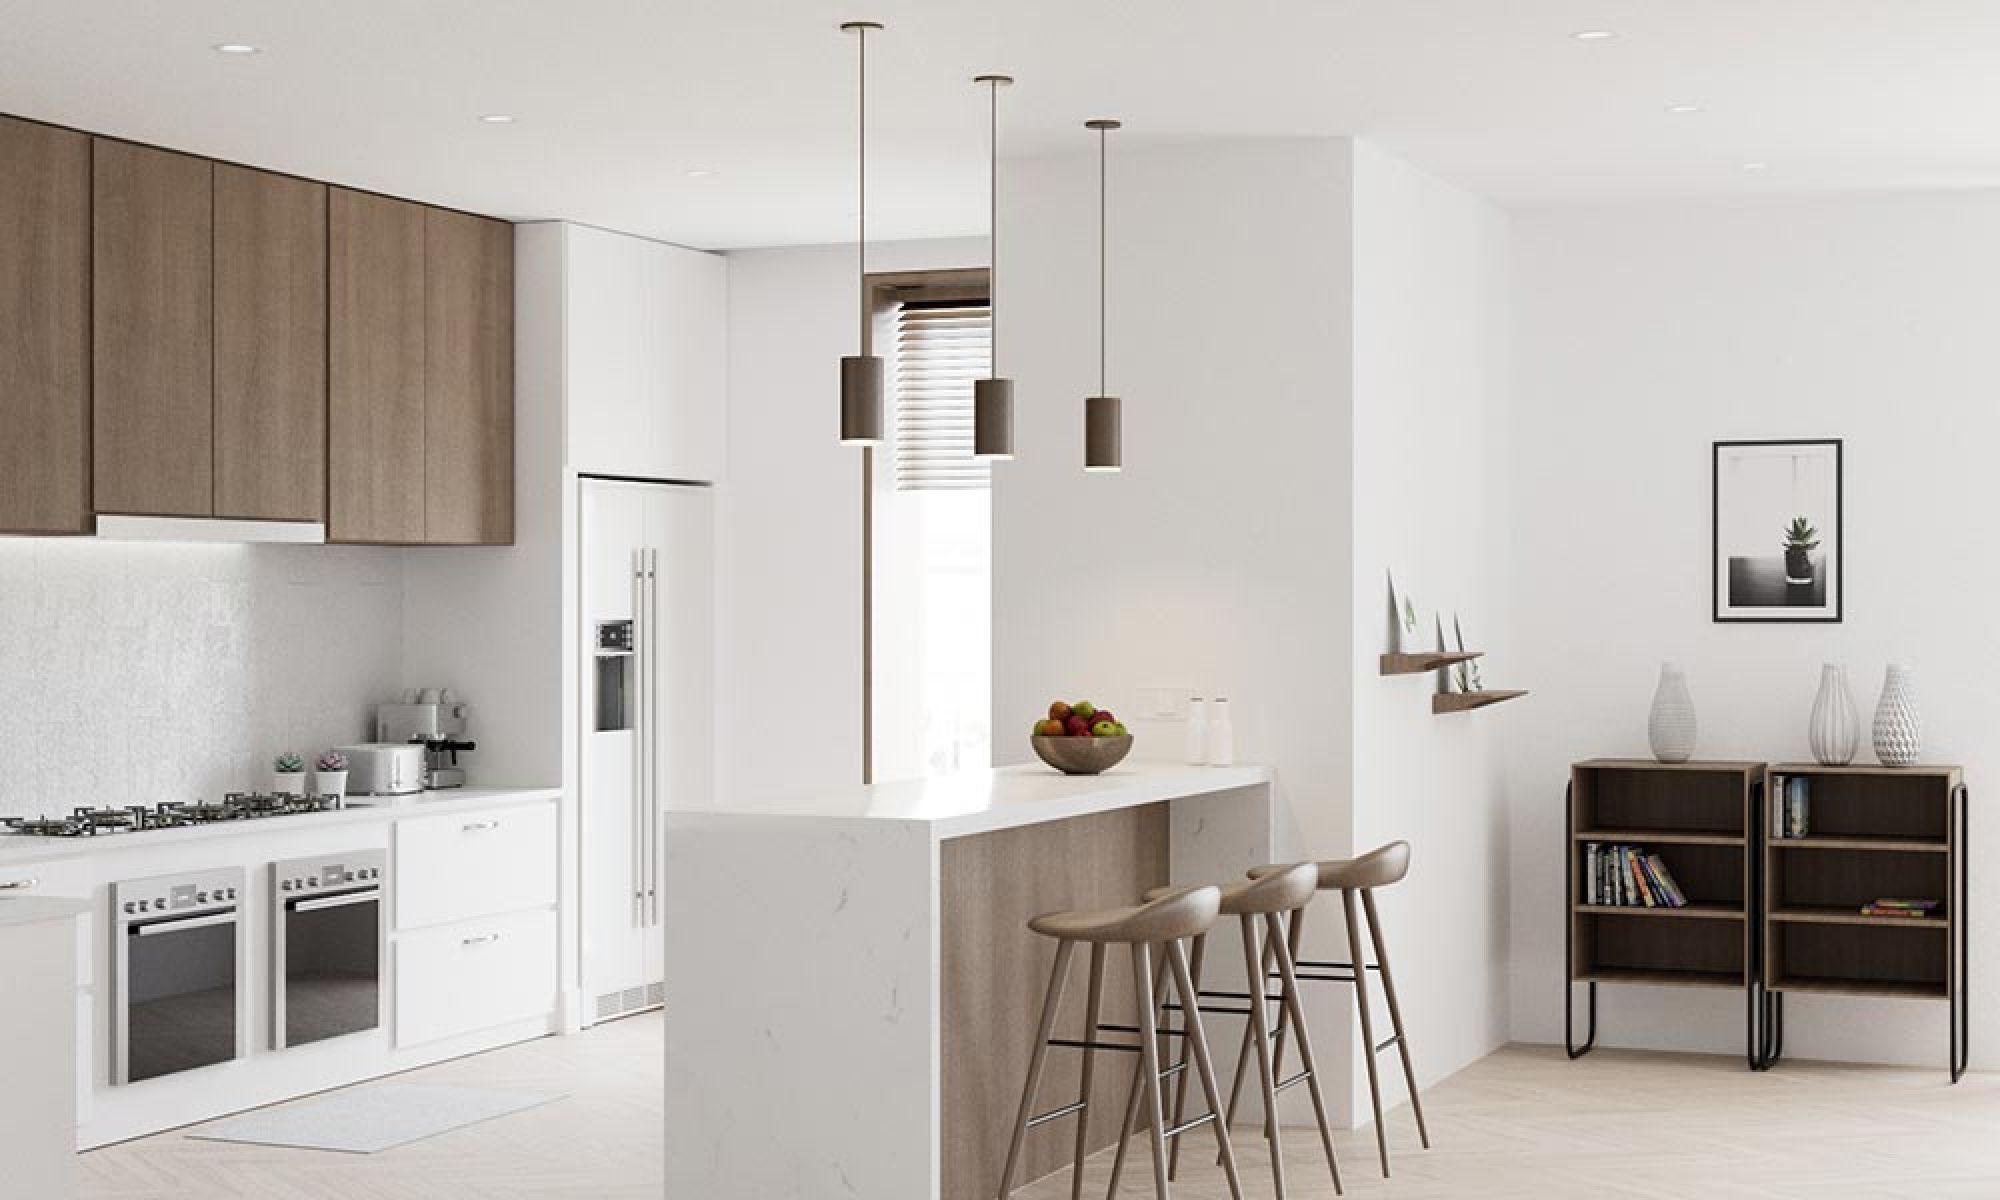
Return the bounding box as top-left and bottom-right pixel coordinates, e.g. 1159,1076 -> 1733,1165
1760,764 -> 1967,1080
1567,760 -> 1763,1064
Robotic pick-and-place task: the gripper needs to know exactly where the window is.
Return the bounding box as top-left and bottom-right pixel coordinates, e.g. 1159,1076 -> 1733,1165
868,274 -> 992,783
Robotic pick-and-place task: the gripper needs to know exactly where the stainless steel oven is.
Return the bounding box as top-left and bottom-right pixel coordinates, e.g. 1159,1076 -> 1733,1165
272,849 -> 385,1049
113,867 -> 244,1085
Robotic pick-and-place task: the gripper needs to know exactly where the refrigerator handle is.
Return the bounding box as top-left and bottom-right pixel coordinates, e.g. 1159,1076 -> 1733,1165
631,547 -> 647,928
647,545 -> 663,927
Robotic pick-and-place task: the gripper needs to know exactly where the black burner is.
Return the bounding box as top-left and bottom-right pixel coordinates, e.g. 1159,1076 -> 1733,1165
5,792 -> 347,837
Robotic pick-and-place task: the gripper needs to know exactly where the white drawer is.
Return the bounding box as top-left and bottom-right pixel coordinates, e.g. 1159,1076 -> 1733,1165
0,858 -> 94,988
394,908 -> 556,1048
394,803 -> 556,930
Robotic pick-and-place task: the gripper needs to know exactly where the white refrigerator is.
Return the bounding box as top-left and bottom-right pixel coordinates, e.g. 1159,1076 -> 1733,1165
579,477 -> 713,1025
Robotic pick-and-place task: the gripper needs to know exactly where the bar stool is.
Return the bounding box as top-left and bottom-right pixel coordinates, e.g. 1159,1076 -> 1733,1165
1112,863 -> 1342,1199
1244,841 -> 1428,1178
996,886 -> 1244,1200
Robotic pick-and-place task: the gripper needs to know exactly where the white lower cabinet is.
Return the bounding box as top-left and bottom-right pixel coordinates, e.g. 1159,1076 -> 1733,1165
394,907 -> 557,1048
395,802 -> 557,930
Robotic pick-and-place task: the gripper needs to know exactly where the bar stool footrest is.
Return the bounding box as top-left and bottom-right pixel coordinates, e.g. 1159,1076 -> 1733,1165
1025,1100 -> 1087,1129
1272,1068 -> 1312,1094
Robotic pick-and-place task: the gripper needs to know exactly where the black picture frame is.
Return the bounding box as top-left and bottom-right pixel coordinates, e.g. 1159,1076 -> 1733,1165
1712,438 -> 1843,623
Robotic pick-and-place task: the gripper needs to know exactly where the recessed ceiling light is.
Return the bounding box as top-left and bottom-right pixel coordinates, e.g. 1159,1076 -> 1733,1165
478,114 -> 517,124
211,42 -> 261,55
685,168 -> 717,179
1742,161 -> 1770,171
1571,30 -> 1616,41
1667,104 -> 1704,115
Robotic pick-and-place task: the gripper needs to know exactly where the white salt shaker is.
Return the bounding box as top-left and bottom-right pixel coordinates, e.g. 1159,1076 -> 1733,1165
1185,697 -> 1209,765
1205,698 -> 1235,766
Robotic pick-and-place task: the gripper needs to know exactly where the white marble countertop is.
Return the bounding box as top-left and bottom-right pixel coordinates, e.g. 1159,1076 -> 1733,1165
0,894 -> 91,928
0,786 -> 561,867
669,761 -> 1272,839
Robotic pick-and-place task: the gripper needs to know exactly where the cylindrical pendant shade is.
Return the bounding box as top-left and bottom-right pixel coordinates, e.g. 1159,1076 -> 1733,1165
1084,394 -> 1121,472
973,377 -> 1015,459
840,355 -> 884,444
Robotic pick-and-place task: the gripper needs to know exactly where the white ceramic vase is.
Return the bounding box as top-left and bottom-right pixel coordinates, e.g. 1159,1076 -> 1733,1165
1872,663 -> 1923,768
1807,664 -> 1860,766
1647,662 -> 1697,764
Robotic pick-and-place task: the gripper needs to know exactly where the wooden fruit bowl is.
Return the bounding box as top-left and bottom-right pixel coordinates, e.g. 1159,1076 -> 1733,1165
1031,734 -> 1134,776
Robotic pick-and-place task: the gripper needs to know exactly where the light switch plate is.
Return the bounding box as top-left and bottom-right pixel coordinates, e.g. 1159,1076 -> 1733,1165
1138,687 -> 1191,721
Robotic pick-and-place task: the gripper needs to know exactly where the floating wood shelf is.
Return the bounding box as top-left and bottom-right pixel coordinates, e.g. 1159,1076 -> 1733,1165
1432,689 -> 1527,715
1573,828 -> 1744,847
1379,650 -> 1482,676
1573,903 -> 1744,921
1769,974 -> 1946,1000
1769,834 -> 1947,854
1768,905 -> 1948,929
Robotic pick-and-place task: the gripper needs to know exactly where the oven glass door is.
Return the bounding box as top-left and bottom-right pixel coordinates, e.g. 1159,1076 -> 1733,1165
280,887 -> 382,1048
124,910 -> 239,1083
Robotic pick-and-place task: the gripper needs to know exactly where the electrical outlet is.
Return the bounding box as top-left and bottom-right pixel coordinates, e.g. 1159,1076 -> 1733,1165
1138,687 -> 1192,721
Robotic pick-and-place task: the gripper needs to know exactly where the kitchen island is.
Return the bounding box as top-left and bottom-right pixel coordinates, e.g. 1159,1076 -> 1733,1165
665,762 -> 1279,1200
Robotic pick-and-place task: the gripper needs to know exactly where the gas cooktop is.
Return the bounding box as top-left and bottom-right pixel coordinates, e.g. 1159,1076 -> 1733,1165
2,792 -> 347,838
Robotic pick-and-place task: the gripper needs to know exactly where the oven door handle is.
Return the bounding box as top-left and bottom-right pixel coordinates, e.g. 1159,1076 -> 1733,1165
133,910 -> 238,937
289,888 -> 382,914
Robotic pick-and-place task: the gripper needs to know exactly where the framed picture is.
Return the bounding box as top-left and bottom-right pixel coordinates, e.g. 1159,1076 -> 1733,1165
1713,439 -> 1842,622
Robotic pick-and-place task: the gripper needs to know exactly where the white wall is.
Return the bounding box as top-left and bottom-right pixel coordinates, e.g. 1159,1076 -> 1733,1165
991,137 -> 1360,1120
0,539 -> 403,817
1349,142 -> 1515,1112
716,236 -> 985,805
1507,192 -> 2000,1068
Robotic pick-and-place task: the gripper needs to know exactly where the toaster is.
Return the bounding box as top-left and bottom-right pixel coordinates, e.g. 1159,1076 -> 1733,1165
334,743 -> 427,798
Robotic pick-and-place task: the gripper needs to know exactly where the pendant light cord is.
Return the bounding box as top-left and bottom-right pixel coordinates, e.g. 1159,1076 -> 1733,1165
989,78 -> 999,373
1098,124 -> 1107,397
857,25 -> 868,351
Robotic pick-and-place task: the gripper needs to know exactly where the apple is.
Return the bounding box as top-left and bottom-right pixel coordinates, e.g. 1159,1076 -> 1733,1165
1064,715 -> 1092,736
1034,718 -> 1064,737
1110,722 -> 1128,736
1091,720 -> 1118,737
1091,709 -> 1116,727
1072,701 -> 1097,720
1049,700 -> 1073,723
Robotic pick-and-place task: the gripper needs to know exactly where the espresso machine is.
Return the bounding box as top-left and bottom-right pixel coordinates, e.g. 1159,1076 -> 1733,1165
375,689 -> 476,789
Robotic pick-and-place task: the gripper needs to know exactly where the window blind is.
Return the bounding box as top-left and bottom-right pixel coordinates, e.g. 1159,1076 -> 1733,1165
892,299 -> 992,491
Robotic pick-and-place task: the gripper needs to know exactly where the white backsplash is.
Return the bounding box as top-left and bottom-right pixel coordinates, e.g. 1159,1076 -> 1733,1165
0,538 -> 404,819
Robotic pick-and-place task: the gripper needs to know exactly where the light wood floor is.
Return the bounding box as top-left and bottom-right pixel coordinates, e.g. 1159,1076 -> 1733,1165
81,1026 -> 1998,1199
81,1014 -> 663,1200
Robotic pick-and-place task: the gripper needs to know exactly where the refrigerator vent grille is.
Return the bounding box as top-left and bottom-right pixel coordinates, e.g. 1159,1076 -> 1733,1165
594,985 -> 665,1023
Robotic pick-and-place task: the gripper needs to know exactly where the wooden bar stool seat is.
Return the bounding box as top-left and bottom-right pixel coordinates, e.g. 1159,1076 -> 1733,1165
1118,864 -> 1343,1199
1246,841 -> 1429,1179
997,886 -> 1244,1200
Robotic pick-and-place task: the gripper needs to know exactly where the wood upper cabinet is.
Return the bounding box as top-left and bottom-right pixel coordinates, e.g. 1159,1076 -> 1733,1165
0,116 -> 91,534
328,188 -> 427,544
214,164 -> 327,521
423,208 -> 514,544
92,139 -> 213,517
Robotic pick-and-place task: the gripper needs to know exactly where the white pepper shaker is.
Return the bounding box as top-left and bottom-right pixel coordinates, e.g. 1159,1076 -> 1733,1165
1185,697 -> 1209,765
1205,697 -> 1235,766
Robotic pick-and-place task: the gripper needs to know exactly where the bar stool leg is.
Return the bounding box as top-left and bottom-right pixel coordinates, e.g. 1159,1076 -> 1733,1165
1236,913 -> 1287,1198
1133,942 -> 1173,1200
998,939 -> 1077,1200
1166,936 -> 1244,1200
1268,912 -> 1342,1196
1166,933 -> 1206,1180
1220,925 -> 1275,1140
1342,890 -> 1391,1177
1106,950 -> 1174,1197
1362,888 -> 1429,1149
1070,943 -> 1109,1200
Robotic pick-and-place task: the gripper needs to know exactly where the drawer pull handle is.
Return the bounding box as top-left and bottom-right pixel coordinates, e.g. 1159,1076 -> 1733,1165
462,933 -> 502,947
0,878 -> 38,891
462,820 -> 500,833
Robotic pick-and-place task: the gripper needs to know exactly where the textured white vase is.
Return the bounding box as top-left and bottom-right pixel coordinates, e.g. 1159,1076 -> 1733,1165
1648,662 -> 1697,764
1808,664 -> 1860,766
1872,663 -> 1923,767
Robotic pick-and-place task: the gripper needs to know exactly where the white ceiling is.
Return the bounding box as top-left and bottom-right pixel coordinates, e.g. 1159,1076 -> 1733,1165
2,2 -> 1998,250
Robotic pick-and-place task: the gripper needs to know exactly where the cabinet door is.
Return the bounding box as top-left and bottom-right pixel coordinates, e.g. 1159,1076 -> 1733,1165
92,139 -> 213,517
214,165 -> 326,521
423,208 -> 513,544
328,188 -> 426,543
0,117 -> 90,534
652,240 -> 727,481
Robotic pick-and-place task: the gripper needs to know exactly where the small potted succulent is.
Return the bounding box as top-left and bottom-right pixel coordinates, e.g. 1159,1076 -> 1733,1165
313,749 -> 350,799
1783,516 -> 1820,586
271,751 -> 307,796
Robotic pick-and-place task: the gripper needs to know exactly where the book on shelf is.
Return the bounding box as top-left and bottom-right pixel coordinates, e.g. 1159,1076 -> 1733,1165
1860,897 -> 1942,919
1580,843 -> 1690,908
1770,775 -> 1810,839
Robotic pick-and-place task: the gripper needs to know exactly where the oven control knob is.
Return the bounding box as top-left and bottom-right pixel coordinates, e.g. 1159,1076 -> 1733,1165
123,901 -> 136,914
281,880 -> 293,891
196,892 -> 208,904
343,871 -> 354,882
307,876 -> 320,887
135,900 -> 149,912
227,888 -> 237,899
154,896 -> 166,908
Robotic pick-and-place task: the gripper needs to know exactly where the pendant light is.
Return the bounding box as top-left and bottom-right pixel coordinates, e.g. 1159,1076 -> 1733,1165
1083,119 -> 1122,472
838,21 -> 885,445
972,74 -> 1015,460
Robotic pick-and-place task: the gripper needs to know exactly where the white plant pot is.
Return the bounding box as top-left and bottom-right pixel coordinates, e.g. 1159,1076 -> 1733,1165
1647,662 -> 1697,764
1807,663 -> 1860,766
271,770 -> 307,796
313,770 -> 349,798
1872,663 -> 1923,768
